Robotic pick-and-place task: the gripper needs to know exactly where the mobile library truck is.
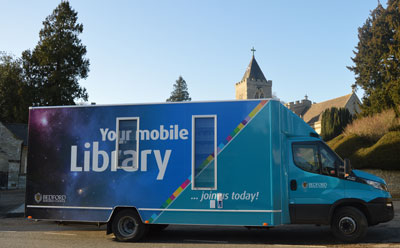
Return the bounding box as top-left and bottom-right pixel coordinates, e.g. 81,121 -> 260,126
25,99 -> 393,242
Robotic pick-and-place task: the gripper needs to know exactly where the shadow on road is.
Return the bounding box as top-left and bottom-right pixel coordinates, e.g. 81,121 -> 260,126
0,218 -> 107,232
0,190 -> 25,218
1,218 -> 399,246
140,224 -> 400,246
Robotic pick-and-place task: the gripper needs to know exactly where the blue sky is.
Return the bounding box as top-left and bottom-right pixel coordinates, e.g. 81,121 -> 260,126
0,0 -> 386,104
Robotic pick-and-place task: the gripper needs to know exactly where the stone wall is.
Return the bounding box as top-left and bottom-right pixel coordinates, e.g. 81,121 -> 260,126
235,78 -> 272,100
8,161 -> 20,189
285,99 -> 312,117
18,175 -> 26,189
246,79 -> 272,99
362,169 -> 400,198
235,80 -> 247,100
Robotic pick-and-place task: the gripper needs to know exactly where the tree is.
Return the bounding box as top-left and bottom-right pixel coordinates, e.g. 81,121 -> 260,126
166,76 -> 191,102
321,107 -> 353,141
22,1 -> 89,106
348,0 -> 400,116
0,53 -> 29,123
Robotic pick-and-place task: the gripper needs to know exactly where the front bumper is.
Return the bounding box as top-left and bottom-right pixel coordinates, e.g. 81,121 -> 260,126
367,198 -> 394,225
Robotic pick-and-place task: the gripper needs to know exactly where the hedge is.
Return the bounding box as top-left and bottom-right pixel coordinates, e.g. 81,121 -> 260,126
327,131 -> 400,170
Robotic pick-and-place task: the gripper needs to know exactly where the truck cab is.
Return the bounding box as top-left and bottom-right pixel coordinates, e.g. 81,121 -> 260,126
288,137 -> 394,242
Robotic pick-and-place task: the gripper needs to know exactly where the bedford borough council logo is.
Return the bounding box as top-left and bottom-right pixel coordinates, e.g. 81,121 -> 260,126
34,193 -> 42,203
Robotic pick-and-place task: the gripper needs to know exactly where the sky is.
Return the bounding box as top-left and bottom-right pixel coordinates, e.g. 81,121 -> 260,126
0,0 -> 387,105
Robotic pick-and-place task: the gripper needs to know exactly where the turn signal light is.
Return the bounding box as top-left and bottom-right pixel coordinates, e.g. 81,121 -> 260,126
263,223 -> 268,226
145,220 -> 149,224
27,216 -> 32,219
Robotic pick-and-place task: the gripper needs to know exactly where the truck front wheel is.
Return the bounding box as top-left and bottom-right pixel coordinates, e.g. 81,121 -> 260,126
112,209 -> 147,242
331,206 -> 367,242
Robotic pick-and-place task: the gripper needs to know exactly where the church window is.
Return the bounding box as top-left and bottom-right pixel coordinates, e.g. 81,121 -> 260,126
254,88 -> 265,99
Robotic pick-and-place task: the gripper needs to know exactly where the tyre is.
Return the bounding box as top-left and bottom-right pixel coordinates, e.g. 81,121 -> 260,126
331,206 -> 368,242
112,209 -> 147,242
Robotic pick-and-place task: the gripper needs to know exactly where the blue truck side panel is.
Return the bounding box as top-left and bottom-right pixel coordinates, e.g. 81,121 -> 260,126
156,101 -> 275,225
25,100 -> 320,225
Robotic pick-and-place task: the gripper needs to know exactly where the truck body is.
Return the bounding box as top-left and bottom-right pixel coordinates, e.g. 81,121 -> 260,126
25,99 -> 394,242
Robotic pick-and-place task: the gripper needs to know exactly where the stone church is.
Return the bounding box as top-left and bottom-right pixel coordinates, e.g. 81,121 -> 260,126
235,50 -> 361,134
285,94 -> 361,134
235,49 -> 272,100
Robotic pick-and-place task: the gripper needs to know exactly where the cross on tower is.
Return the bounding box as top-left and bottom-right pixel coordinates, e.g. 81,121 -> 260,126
251,47 -> 256,56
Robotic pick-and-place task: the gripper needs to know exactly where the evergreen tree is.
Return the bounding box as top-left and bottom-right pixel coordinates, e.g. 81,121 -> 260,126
0,53 -> 29,123
22,1 -> 89,106
321,107 -> 353,141
166,76 -> 191,102
348,0 -> 400,116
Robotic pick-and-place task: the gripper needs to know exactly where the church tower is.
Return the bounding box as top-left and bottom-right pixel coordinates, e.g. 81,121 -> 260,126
235,48 -> 272,99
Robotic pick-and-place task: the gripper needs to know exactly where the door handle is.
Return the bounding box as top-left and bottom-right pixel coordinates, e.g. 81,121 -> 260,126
290,180 -> 297,191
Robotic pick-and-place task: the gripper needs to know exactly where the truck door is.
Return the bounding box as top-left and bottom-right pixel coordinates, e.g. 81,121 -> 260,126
288,141 -> 344,224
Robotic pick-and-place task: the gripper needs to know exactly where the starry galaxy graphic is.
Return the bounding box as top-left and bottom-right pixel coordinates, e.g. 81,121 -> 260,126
26,101 -> 261,221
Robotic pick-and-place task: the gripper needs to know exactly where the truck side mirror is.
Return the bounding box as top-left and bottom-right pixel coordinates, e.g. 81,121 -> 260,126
344,158 -> 352,178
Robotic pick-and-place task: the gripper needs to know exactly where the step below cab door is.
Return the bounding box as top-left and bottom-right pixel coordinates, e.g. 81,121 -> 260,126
288,140 -> 345,224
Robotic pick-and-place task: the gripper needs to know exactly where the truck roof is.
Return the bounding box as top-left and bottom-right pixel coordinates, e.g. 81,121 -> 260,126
29,98 -> 280,109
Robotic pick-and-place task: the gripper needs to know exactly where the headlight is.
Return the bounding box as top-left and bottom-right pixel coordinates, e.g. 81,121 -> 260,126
364,179 -> 388,192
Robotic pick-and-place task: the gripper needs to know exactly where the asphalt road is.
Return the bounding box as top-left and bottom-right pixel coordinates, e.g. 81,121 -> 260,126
0,201 -> 399,248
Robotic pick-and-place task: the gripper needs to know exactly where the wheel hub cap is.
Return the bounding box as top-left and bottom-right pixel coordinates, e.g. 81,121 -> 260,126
118,216 -> 137,237
339,216 -> 356,235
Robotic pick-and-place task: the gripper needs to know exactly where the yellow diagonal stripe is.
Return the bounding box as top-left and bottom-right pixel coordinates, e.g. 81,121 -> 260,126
173,187 -> 183,197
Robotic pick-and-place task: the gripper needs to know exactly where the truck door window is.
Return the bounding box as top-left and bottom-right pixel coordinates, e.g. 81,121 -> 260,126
292,144 -> 320,174
319,144 -> 340,177
192,115 -> 217,190
116,117 -> 139,169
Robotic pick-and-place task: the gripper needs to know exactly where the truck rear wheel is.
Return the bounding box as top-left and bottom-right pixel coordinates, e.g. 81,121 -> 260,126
331,206 -> 367,242
112,209 -> 147,242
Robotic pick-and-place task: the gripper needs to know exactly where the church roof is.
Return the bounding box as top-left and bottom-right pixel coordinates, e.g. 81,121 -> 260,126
303,93 -> 354,124
3,122 -> 28,145
241,56 -> 267,82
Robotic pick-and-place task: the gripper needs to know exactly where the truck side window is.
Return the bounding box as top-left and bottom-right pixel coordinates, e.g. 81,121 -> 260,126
292,144 -> 320,174
192,115 -> 217,190
319,144 -> 340,177
116,117 -> 139,169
